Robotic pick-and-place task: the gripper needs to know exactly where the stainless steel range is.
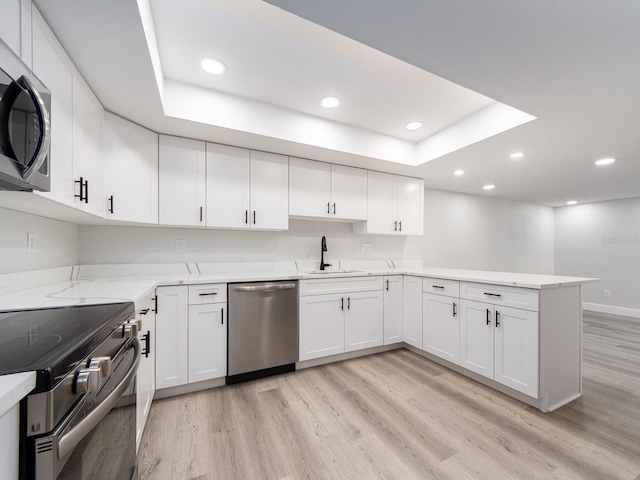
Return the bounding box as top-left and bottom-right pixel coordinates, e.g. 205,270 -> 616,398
0,302 -> 141,480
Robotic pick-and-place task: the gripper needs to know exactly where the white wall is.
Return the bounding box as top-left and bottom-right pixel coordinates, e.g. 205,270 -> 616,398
79,219 -> 423,266
422,189 -> 555,273
555,196 -> 640,312
0,206 -> 80,274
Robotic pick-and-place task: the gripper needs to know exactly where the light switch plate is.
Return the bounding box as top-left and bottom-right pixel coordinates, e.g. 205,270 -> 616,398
361,243 -> 372,253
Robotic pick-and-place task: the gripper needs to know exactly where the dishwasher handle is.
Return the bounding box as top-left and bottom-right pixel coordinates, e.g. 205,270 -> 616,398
232,282 -> 297,293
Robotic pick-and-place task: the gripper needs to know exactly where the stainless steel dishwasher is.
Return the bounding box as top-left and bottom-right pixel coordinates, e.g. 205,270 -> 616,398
227,280 -> 299,383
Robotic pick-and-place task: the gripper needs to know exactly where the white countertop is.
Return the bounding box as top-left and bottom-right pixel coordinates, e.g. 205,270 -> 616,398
0,372 -> 35,418
0,264 -> 597,311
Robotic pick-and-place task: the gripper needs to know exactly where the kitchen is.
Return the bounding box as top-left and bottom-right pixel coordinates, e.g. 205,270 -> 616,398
1,1 -> 639,479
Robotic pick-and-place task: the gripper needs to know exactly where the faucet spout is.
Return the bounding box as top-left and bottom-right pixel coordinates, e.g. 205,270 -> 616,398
320,236 -> 331,270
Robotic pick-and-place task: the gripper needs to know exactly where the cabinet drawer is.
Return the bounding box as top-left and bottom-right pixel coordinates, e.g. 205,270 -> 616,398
460,282 -> 539,311
188,283 -> 227,304
423,277 -> 460,298
300,276 -> 383,296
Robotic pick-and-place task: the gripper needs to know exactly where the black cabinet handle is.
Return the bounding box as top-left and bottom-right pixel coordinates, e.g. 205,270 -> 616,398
221,307 -> 224,325
453,302 -> 457,317
253,210 -> 256,224
484,292 -> 502,298
152,295 -> 157,313
327,202 -> 330,214
399,221 -> 402,232
74,177 -> 88,203
142,331 -> 151,358
341,297 -> 344,310
333,202 -> 336,214
198,292 -> 218,296
486,308 -> 490,325
245,210 -> 248,224
432,285 -> 445,289
496,310 -> 500,327
200,206 -> 203,222
108,195 -> 114,214
394,220 -> 398,231
140,308 -> 150,316
347,297 -> 351,310
386,279 -> 389,291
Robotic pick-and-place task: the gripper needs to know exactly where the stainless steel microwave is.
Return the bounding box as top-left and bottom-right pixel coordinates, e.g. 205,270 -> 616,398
0,39 -> 51,191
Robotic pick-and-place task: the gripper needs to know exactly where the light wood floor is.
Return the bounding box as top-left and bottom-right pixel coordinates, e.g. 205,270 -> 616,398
138,314 -> 640,480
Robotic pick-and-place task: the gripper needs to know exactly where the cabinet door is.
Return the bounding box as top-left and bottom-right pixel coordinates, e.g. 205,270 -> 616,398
403,276 -> 423,349
288,157 -> 330,217
72,74 -> 103,216
365,170 -> 395,234
423,293 -> 459,364
0,0 -> 21,57
494,305 -> 539,397
155,286 -> 188,389
383,276 -> 403,345
394,176 -> 424,235
32,10 -> 74,206
299,293 -> 345,361
188,303 -> 227,383
102,112 -> 158,223
459,299 -> 494,379
159,136 -> 206,226
206,143 -> 250,229
250,150 -> 289,230
330,164 -> 367,220
345,290 -> 384,352
136,298 -> 156,450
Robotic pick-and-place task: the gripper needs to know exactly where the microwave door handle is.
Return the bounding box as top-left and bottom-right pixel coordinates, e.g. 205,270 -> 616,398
0,80 -> 23,160
57,337 -> 140,460
17,75 -> 51,180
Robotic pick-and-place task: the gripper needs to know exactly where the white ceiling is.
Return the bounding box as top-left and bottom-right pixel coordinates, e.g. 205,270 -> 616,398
33,0 -> 640,207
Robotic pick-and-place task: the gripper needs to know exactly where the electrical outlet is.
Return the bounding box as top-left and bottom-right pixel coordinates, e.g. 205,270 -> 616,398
176,239 -> 186,253
603,289 -> 611,298
27,233 -> 36,254
361,243 -> 372,253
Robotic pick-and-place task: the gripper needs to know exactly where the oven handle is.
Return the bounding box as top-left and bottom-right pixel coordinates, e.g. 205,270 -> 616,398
57,337 -> 140,460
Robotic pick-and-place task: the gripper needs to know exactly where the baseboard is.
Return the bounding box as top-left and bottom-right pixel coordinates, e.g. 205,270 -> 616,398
583,302 -> 640,319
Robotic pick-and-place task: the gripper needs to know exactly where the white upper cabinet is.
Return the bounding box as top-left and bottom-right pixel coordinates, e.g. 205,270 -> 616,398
159,136 -> 206,227
289,157 -> 367,221
206,143 -> 251,229
0,0 -> 22,57
31,9 -> 74,207
355,171 -> 424,235
72,75 -> 103,216
102,112 -> 158,224
207,145 -> 288,230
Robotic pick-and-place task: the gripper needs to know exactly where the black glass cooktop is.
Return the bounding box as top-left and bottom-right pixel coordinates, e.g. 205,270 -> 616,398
0,302 -> 134,391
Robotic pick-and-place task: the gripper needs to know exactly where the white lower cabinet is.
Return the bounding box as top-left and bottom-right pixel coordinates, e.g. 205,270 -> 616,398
403,276 -> 422,348
460,299 -> 539,397
135,293 -> 156,450
383,276 -> 403,345
423,292 -> 459,364
156,284 -> 227,390
299,277 -> 383,361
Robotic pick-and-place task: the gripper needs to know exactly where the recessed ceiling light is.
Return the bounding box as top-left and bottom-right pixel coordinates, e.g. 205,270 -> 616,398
483,184 -> 496,190
510,152 -> 524,159
566,200 -> 578,205
406,121 -> 423,131
201,58 -> 226,75
454,169 -> 464,176
321,97 -> 340,108
595,157 -> 616,166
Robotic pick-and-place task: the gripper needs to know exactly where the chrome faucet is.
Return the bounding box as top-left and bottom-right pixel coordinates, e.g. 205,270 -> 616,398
320,236 -> 332,270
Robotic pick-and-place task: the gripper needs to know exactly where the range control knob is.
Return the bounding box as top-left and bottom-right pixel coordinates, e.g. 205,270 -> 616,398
88,356 -> 112,378
74,367 -> 102,395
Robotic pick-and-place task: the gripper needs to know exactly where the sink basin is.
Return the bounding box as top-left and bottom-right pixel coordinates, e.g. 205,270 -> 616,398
304,269 -> 362,275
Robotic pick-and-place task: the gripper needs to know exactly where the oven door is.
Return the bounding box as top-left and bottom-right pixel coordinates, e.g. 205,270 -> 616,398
31,338 -> 140,480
